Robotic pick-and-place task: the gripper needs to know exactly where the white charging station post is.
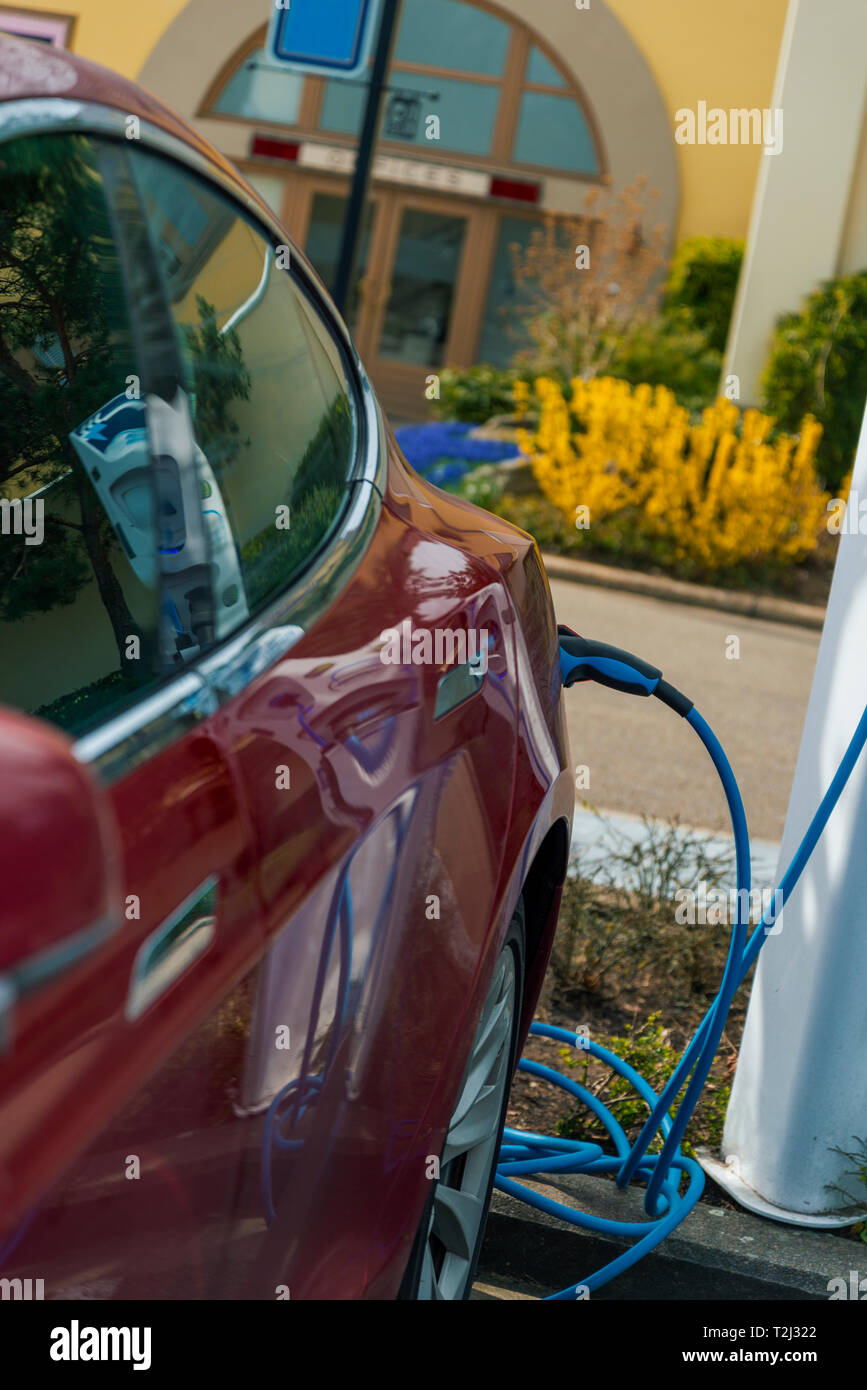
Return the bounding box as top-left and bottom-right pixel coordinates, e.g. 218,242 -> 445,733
702,406 -> 867,1225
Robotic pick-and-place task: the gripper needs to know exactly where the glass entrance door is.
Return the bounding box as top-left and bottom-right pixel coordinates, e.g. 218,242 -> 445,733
366,193 -> 483,417
305,189 -> 377,334
301,180 -> 484,417
376,207 -> 467,366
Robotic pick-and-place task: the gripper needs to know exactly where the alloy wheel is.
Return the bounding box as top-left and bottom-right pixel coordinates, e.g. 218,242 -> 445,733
414,934 -> 519,1299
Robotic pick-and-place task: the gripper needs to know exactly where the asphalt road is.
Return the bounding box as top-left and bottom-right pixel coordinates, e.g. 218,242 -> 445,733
550,579 -> 822,842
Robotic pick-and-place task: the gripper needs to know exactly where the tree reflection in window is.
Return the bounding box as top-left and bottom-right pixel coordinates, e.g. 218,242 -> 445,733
0,134 -> 161,736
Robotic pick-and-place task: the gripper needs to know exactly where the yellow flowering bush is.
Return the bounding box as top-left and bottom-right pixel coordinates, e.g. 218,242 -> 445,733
514,376 -> 828,576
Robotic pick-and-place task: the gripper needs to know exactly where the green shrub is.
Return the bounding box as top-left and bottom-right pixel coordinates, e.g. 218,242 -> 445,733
762,270 -> 867,491
432,364 -> 529,424
437,238 -> 743,424
663,236 -> 744,353
607,309 -> 723,414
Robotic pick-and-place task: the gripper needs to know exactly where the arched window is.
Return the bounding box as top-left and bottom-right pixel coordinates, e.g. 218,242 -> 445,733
204,0 -> 602,180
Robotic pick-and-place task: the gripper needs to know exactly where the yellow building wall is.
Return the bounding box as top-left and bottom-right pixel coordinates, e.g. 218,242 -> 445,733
14,0 -> 789,244
8,0 -> 187,77
605,0 -> 790,241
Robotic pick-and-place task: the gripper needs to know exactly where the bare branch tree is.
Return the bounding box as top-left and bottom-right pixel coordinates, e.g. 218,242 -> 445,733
506,176 -> 669,382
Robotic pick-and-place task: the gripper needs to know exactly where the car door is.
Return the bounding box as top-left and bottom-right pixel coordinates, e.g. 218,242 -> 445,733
0,131 -> 263,1299
125,144 -> 520,1297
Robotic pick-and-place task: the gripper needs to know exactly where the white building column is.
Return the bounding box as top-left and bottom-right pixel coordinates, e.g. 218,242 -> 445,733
723,0 -> 867,404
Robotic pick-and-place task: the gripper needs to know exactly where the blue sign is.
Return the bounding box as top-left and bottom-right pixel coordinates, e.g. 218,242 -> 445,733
264,0 -> 383,79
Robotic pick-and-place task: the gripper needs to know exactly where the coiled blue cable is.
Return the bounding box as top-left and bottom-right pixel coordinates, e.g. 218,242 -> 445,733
497,648 -> 867,1300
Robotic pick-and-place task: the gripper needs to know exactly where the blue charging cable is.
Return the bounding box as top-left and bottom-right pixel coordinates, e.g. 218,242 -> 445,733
495,628 -> 867,1299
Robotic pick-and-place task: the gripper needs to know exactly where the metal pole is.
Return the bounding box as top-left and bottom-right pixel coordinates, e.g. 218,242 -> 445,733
332,0 -> 403,317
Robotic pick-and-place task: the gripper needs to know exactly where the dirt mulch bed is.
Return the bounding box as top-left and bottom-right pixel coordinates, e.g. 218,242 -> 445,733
505,892 -> 751,1211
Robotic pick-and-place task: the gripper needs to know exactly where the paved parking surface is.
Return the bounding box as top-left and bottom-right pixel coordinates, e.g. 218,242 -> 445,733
550,580 -> 821,842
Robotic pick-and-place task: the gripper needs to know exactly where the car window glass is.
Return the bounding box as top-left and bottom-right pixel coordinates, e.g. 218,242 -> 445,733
0,133 -> 162,738
130,149 -> 358,622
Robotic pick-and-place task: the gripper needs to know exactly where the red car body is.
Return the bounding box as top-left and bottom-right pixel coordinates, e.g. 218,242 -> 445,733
0,37 -> 572,1299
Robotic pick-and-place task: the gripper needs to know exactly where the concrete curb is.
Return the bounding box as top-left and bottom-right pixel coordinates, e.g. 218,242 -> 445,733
480,1175 -> 856,1301
540,551 -> 827,631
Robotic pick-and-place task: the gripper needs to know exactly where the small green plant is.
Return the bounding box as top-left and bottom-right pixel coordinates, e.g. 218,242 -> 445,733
551,872 -> 615,992
828,1136 -> 867,1239
540,816 -> 749,1163
555,1011 -> 731,1157
552,815 -> 736,998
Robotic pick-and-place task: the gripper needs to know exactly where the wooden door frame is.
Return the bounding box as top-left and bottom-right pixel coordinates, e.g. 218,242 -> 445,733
288,171 -> 393,360
291,173 -> 499,413
362,187 -> 497,412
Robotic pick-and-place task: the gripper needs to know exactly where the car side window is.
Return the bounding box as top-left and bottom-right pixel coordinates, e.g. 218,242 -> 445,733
129,148 -> 359,627
0,134 -> 163,739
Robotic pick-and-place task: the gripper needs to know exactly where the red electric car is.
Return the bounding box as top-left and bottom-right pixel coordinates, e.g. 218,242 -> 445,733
0,35 -> 571,1300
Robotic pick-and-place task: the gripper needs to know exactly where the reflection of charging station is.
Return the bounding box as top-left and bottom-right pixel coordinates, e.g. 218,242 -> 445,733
69,393 -> 248,660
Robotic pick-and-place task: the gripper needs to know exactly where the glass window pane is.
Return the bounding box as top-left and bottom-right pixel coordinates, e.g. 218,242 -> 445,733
386,72 -> 499,156
319,76 -> 368,136
395,0 -> 509,75
0,134 -> 162,738
215,48 -> 303,124
305,193 -> 376,332
478,216 -> 538,368
513,92 -> 598,173
131,151 -> 357,619
378,209 -> 467,367
526,46 -> 566,87
322,69 -> 500,157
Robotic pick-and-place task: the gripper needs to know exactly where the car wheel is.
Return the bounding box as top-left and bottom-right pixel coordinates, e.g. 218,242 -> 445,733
399,898 -> 525,1300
